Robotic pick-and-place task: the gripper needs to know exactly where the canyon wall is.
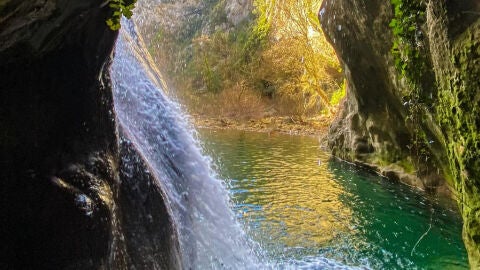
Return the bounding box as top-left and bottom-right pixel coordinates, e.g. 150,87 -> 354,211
320,0 -> 479,267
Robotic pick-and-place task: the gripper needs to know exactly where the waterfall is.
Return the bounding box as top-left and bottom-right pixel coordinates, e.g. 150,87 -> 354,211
110,5 -> 355,270
110,19 -> 261,269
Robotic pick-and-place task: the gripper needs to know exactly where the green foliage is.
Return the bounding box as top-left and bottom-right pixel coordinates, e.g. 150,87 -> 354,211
242,0 -> 273,61
253,0 -> 342,115
202,56 -> 222,93
210,0 -> 229,26
329,80 -> 346,106
437,30 -> 480,186
156,0 -> 271,96
389,0 -> 427,87
148,0 -> 342,118
106,0 -> 136,30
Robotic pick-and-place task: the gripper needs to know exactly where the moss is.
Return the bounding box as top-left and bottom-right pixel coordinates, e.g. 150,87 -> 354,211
436,22 -> 480,267
388,0 -> 440,179
439,28 -> 480,186
388,2 -> 480,265
329,80 -> 346,106
389,0 -> 427,85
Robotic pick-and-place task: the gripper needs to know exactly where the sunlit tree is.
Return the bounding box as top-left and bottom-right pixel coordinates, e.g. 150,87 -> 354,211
148,0 -> 343,118
256,0 -> 342,115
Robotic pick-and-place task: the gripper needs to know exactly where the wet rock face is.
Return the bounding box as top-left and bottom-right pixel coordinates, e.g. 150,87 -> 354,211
319,0 -> 419,187
0,1 -> 179,269
118,138 -> 182,270
320,0 -> 480,267
0,1 -> 117,268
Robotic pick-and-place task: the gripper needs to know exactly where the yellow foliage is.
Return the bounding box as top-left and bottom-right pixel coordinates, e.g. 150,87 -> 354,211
255,0 -> 343,115
149,0 -> 343,119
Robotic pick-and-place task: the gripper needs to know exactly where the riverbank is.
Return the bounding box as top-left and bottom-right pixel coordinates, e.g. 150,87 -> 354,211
192,114 -> 332,137
192,113 -> 456,197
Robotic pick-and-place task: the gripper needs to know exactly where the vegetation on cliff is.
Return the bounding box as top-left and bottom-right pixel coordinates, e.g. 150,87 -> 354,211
147,0 -> 343,121
388,0 -> 441,185
106,0 -> 137,30
317,0 -> 479,265
354,0 -> 480,266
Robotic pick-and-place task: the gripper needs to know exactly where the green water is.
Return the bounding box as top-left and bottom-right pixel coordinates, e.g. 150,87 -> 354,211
198,129 -> 469,269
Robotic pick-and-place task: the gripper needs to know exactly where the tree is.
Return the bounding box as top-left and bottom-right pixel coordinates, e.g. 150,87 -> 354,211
256,0 -> 342,115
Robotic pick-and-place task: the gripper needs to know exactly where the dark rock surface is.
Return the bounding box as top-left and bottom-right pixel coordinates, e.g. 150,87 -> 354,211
320,0 -> 480,267
0,1 -> 180,269
118,138 -> 182,270
320,0 -> 427,189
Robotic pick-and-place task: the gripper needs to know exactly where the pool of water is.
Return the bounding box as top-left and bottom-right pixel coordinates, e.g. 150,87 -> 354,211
198,129 -> 468,269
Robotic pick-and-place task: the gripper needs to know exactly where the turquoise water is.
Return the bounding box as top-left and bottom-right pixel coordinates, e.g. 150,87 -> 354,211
199,129 -> 468,269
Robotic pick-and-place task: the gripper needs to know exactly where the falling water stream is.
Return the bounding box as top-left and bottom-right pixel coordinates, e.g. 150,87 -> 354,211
110,6 -> 467,269
111,20 -> 262,269
111,13 -> 357,269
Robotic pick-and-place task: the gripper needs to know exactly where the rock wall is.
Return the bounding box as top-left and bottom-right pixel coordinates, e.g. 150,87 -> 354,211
320,0 -> 479,267
136,0 -> 253,44
0,1 -> 180,269
320,0 -> 431,189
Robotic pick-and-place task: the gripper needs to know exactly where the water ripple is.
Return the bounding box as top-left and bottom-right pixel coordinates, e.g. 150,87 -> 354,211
200,129 -> 468,269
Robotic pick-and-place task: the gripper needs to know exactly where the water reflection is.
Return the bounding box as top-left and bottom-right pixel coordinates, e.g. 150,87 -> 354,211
199,129 -> 468,269
328,162 -> 468,269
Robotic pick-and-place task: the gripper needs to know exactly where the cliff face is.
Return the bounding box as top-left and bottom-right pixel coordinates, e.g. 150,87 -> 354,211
135,0 -> 253,45
320,0 -> 438,190
320,0 -> 480,267
0,1 -> 180,269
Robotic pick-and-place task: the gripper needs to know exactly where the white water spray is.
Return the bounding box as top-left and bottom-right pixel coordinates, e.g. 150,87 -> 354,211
110,2 -> 357,269
111,18 -> 261,269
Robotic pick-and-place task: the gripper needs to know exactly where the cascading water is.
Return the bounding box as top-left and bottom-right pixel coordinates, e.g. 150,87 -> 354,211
111,19 -> 262,269
110,4 -> 355,269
